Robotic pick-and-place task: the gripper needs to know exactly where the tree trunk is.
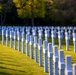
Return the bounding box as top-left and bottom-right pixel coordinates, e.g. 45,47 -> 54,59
31,1 -> 34,26
1,14 -> 3,26
31,16 -> 34,26
3,12 -> 6,25
0,12 -> 6,26
24,18 -> 29,26
24,18 -> 26,24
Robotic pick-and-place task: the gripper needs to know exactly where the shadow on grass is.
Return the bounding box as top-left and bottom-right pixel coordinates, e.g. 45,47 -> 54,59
0,66 -> 25,73
0,58 -> 15,63
0,72 -> 12,75
0,62 -> 22,67
72,59 -> 76,64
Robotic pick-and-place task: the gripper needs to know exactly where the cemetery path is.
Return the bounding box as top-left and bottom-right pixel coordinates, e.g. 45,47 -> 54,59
0,43 -> 48,75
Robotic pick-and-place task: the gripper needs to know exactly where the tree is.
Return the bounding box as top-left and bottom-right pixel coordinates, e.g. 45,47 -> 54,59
48,0 -> 76,26
0,0 -> 14,26
13,0 -> 45,26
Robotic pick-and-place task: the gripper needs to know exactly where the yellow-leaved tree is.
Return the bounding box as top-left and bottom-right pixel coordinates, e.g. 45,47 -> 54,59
13,0 -> 45,26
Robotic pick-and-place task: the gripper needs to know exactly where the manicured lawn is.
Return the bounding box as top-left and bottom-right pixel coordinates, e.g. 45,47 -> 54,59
48,37 -> 76,64
0,35 -> 76,75
0,42 -> 48,75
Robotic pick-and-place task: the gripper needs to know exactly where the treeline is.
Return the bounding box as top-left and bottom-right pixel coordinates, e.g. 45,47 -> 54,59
0,0 -> 76,26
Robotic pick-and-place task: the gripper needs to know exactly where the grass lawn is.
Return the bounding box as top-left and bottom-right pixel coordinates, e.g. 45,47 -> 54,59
0,36 -> 48,75
0,35 -> 76,75
43,37 -> 76,64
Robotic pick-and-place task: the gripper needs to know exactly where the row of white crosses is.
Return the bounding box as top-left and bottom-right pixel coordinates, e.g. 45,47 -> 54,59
45,28 -> 50,41
2,26 -> 76,53
28,27 -> 76,75
51,28 -> 56,47
35,26 -> 76,75
1,26 -> 75,52
38,38 -> 42,66
4,27 -> 25,52
58,27 -> 64,49
34,36 -> 38,62
44,42 -> 76,75
26,34 -> 29,56
73,30 -> 76,53
38,28 -> 43,39
38,37 -> 76,75
1,26 -> 76,75
64,28 -> 76,52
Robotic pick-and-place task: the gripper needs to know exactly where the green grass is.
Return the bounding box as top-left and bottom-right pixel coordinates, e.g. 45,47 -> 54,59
48,37 -> 76,64
0,35 -> 76,75
0,36 -> 48,75
0,43 -> 48,75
